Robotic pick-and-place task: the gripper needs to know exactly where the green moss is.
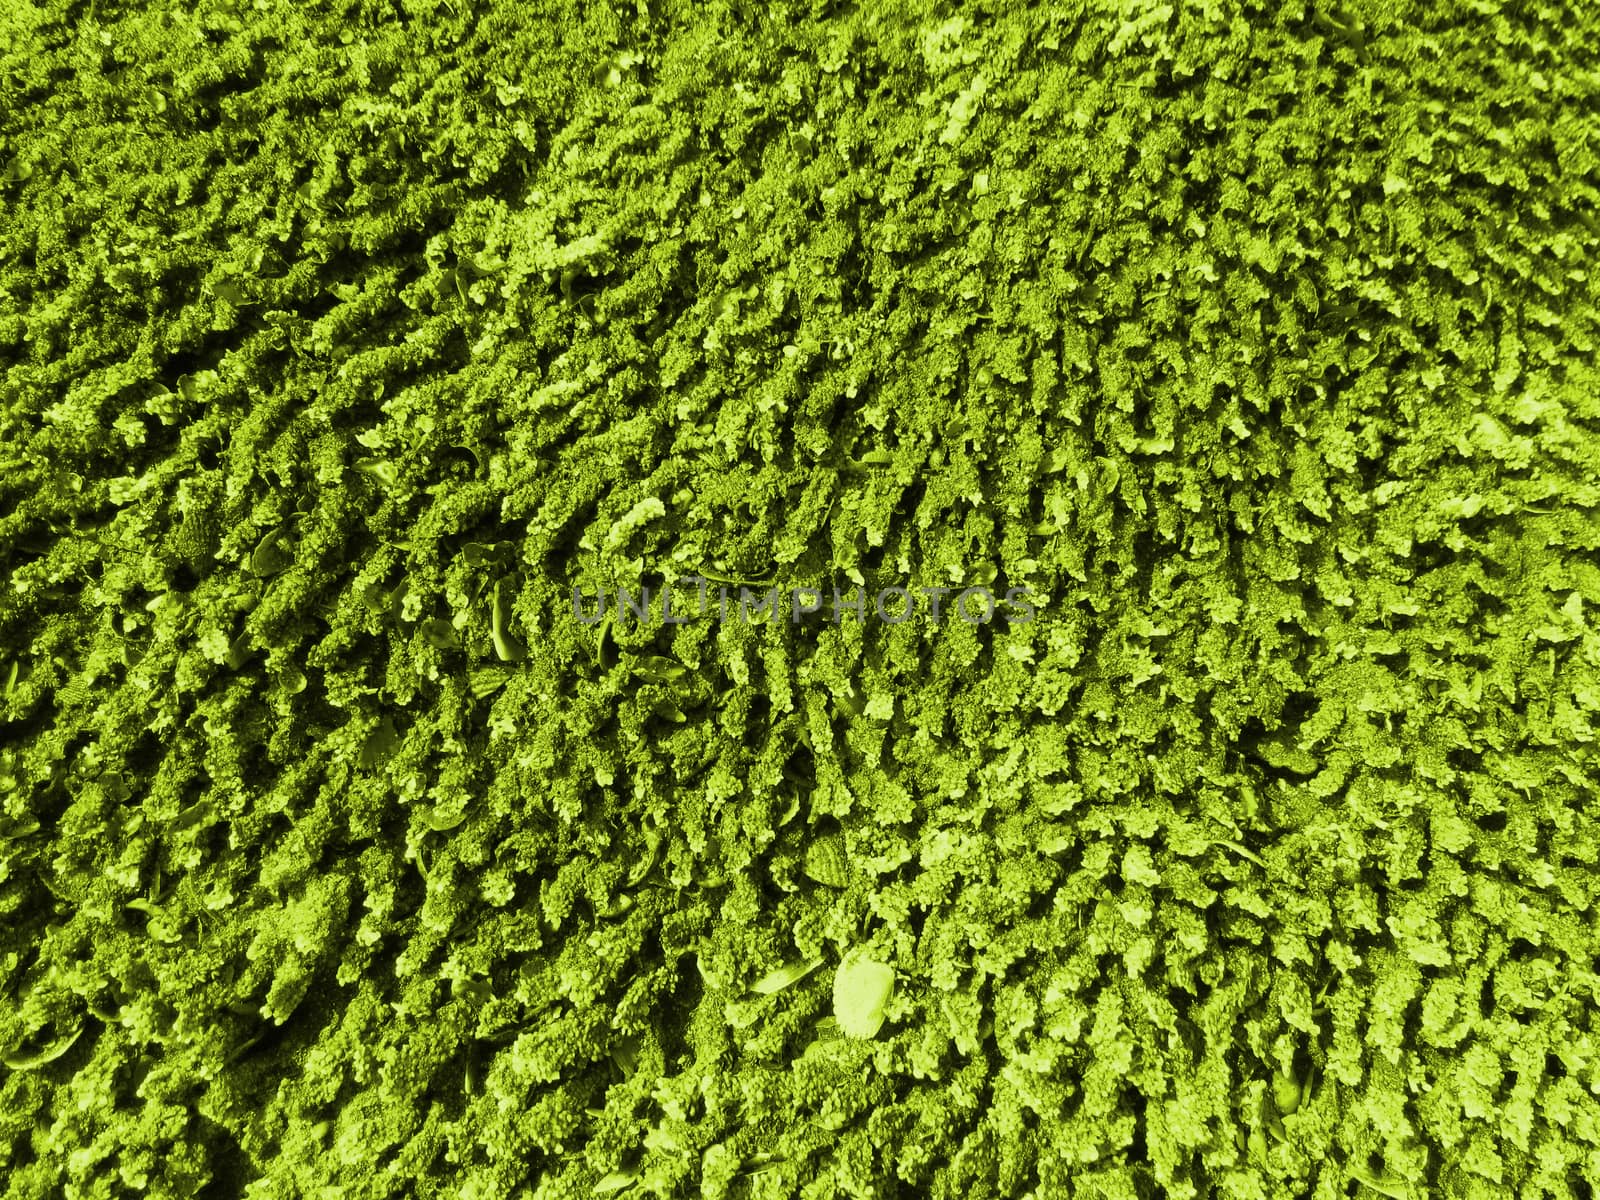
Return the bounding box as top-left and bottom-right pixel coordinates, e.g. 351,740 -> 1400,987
3,0 -> 1600,1197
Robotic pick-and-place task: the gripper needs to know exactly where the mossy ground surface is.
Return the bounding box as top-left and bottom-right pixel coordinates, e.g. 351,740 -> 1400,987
3,1 -> 1600,1197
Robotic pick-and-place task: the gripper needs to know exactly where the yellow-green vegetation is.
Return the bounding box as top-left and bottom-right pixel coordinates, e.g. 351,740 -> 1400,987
2,0 -> 1599,1197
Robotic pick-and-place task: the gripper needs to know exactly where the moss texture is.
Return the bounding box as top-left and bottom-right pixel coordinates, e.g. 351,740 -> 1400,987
3,0 -> 1600,1197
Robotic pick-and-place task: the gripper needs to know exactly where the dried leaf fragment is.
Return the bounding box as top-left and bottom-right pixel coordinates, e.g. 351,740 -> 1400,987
751,956 -> 824,996
4,1027 -> 83,1070
833,954 -> 895,1039
804,833 -> 850,888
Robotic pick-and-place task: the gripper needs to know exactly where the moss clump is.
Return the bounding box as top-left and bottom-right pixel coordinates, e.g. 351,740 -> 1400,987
3,0 -> 1600,1197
